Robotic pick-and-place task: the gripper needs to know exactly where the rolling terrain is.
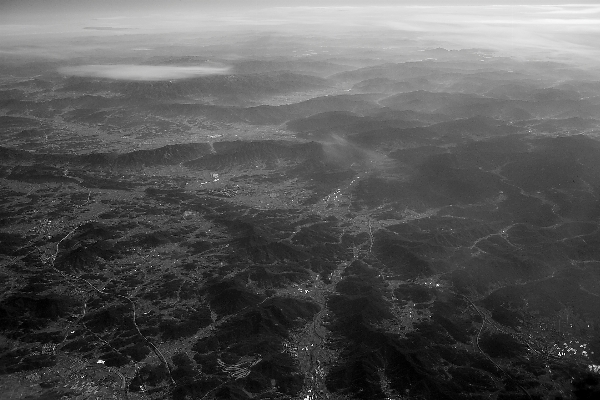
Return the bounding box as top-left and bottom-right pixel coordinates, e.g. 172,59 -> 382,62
1,20 -> 600,400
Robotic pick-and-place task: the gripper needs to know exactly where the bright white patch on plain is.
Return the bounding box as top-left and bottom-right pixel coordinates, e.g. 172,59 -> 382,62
58,64 -> 231,81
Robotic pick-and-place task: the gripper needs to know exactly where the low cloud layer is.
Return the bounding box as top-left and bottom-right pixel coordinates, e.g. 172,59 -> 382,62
58,64 -> 231,81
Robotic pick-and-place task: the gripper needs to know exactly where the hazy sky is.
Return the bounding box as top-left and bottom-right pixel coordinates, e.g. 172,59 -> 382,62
1,1 -> 599,68
3,1 -> 600,22
3,0 -> 600,15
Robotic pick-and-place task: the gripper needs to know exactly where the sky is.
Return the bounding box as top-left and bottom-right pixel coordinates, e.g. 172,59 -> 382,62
2,1 -> 600,22
1,1 -> 599,68
3,0 -> 600,16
